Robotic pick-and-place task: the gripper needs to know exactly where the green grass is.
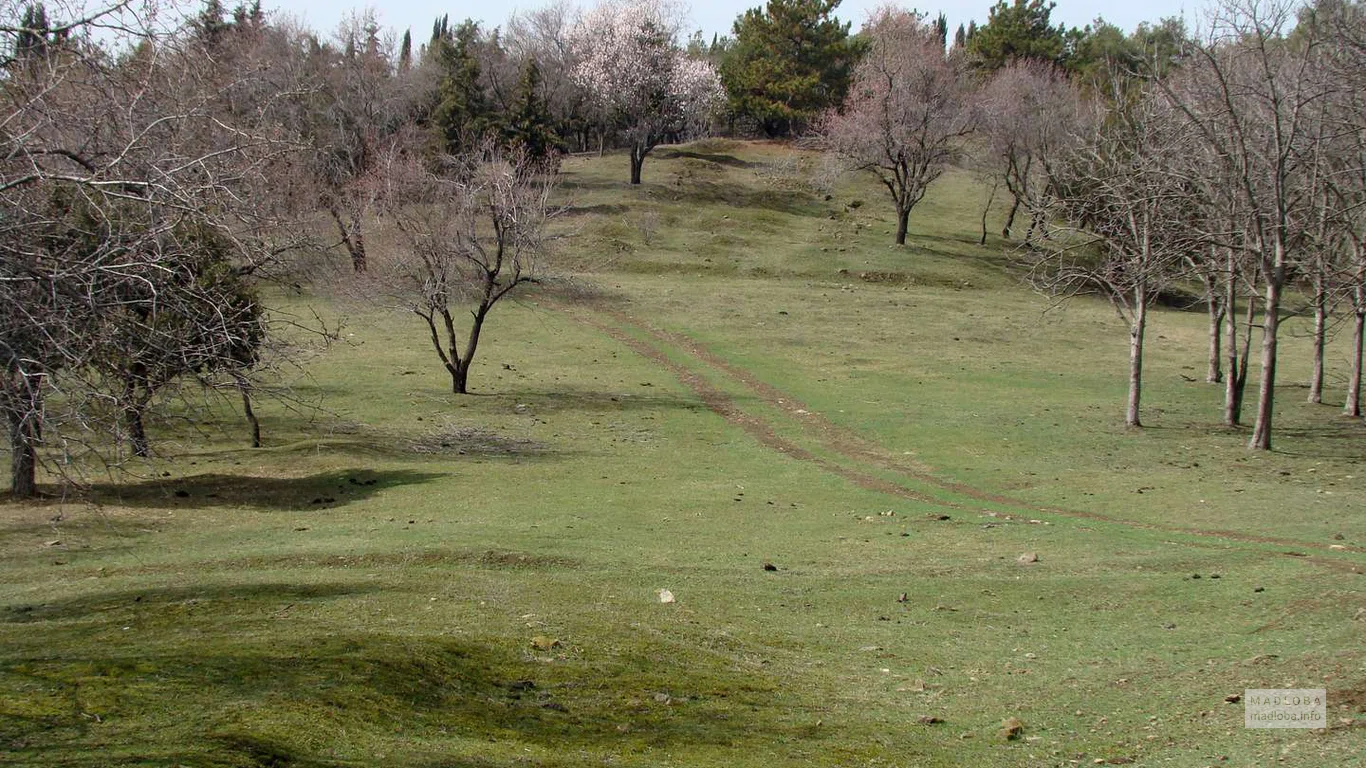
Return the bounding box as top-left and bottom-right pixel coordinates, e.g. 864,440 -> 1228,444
2,141 -> 1363,766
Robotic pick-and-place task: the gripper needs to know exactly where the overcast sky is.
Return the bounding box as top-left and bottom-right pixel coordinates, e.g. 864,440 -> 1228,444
263,0 -> 1197,46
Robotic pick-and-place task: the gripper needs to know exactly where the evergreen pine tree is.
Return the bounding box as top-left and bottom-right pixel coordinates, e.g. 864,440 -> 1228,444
431,20 -> 494,155
503,59 -> 563,159
399,29 -> 413,73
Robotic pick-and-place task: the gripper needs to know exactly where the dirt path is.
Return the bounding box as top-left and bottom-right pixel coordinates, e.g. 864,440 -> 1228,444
556,303 -> 1364,572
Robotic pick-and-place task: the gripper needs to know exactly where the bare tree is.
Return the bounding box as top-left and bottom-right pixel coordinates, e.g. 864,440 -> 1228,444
0,1 -> 303,496
367,141 -> 560,394
978,59 -> 1078,244
1035,81 -> 1197,427
294,12 -> 407,274
822,8 -> 975,246
1157,0 -> 1333,449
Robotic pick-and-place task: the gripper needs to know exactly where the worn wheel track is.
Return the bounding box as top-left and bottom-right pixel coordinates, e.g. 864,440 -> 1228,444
555,303 -> 1364,573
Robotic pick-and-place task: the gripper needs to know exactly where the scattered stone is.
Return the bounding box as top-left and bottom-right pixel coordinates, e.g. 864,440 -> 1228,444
657,589 -> 675,604
917,715 -> 945,725
928,514 -> 951,521
43,540 -> 61,547
1017,552 -> 1039,564
1254,587 -> 1265,593
1331,545 -> 1347,551
541,701 -> 569,712
998,717 -> 1025,741
897,592 -> 908,603
653,693 -> 672,704
763,562 -> 778,572
1334,533 -> 1346,541
1224,693 -> 1242,704
293,527 -> 309,532
530,636 -> 560,651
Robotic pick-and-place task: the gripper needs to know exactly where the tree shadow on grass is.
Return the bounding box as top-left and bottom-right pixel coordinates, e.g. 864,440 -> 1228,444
0,625 -> 808,766
498,386 -> 707,415
657,149 -> 755,168
561,202 -> 630,217
661,180 -> 825,218
1,581 -> 378,625
84,468 -> 442,511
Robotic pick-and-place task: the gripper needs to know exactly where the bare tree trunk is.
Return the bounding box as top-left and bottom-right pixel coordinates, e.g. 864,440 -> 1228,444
1023,210 -> 1043,246
1001,194 -> 1020,239
1346,300 -> 1364,418
451,304 -> 491,395
1200,261 -> 1225,383
127,405 -> 149,458
895,205 -> 910,246
237,375 -> 261,448
629,143 -> 647,185
1250,276 -> 1282,450
1126,296 -> 1148,428
1308,267 -> 1327,404
328,205 -> 368,273
1229,294 -> 1256,426
979,180 -> 998,246
7,404 -> 39,499
1223,251 -> 1247,425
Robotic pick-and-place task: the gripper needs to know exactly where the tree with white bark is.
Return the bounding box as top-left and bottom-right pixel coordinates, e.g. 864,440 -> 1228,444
569,0 -> 724,184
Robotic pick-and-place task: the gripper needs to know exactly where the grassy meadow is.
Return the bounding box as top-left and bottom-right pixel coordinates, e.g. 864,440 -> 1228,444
1,140 -> 1363,767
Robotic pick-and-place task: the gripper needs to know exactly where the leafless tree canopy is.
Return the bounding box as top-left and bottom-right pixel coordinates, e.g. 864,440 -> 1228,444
822,8 -> 975,246
1,0 -> 305,496
362,141 -> 561,394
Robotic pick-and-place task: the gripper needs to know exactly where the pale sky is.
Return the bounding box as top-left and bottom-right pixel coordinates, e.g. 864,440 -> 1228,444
264,0 -> 1197,46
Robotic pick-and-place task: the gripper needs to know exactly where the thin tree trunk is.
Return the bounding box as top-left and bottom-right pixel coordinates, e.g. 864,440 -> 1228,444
1001,194 -> 1020,239
1202,262 -> 1224,383
1308,267 -> 1327,404
1224,251 -> 1244,425
1230,293 -> 1256,426
237,375 -> 261,448
1345,301 -> 1364,418
1250,276 -> 1282,450
127,405 -> 149,458
979,180 -> 998,246
452,305 -> 490,395
1126,295 -> 1148,428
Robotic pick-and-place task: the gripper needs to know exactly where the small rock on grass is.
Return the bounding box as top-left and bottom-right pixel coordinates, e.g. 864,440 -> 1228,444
1017,552 -> 1039,564
1224,693 -> 1242,704
998,717 -> 1025,741
917,715 -> 944,725
657,589 -> 675,604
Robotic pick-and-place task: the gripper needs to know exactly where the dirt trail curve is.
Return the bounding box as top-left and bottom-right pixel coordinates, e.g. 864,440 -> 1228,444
553,303 -> 1365,573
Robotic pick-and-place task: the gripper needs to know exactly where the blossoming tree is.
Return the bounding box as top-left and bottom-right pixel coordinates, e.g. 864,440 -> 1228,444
571,0 -> 723,184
